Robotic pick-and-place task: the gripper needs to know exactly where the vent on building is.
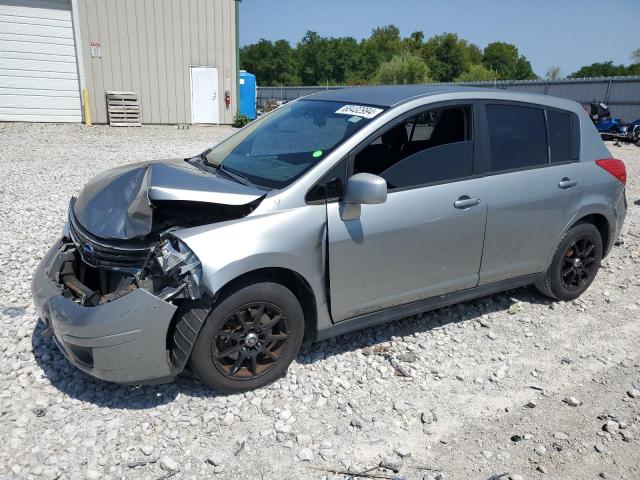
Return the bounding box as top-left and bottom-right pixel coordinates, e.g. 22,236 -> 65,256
106,91 -> 141,126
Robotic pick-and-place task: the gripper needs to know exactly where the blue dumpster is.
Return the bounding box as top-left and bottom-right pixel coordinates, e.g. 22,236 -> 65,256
239,71 -> 257,120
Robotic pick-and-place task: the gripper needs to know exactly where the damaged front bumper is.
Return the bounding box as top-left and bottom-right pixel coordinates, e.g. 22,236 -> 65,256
32,239 -> 183,384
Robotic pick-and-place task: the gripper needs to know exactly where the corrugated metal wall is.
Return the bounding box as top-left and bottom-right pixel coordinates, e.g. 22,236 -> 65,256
257,77 -> 640,121
77,0 -> 237,124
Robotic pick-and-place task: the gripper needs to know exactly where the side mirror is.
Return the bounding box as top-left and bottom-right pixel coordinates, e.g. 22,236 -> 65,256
340,173 -> 387,220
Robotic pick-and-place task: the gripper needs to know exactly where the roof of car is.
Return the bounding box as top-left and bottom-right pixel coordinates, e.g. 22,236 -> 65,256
305,85 -> 496,107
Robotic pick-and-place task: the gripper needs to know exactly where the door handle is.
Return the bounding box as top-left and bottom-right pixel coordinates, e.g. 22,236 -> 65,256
454,196 -> 480,209
558,178 -> 578,189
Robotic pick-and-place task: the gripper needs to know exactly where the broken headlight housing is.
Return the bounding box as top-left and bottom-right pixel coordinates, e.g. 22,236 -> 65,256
140,236 -> 202,301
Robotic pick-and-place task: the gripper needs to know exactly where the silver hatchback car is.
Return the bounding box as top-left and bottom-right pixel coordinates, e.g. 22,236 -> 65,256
32,86 -> 627,392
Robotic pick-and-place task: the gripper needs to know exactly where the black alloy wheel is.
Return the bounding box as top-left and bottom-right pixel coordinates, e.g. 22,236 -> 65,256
189,281 -> 304,392
212,302 -> 290,380
560,238 -> 598,291
535,223 -> 603,301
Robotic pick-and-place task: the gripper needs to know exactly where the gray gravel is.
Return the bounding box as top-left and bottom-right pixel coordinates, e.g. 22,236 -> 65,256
1,123 -> 639,480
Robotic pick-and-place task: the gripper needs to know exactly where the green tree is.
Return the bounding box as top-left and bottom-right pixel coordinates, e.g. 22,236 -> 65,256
326,37 -> 362,84
359,25 -> 402,79
456,63 -> 495,82
545,66 -> 562,81
422,33 -> 468,82
240,39 -> 300,85
375,53 -> 431,84
460,40 -> 483,66
569,61 -> 630,78
402,30 -> 425,54
631,48 -> 640,64
482,42 -> 536,80
296,31 -> 334,85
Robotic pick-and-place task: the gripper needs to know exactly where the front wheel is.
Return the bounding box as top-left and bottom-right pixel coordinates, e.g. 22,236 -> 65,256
536,223 -> 603,301
189,281 -> 304,392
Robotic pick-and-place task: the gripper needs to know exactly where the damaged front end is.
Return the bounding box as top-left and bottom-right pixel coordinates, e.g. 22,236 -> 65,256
66,206 -> 205,307
31,158 -> 266,384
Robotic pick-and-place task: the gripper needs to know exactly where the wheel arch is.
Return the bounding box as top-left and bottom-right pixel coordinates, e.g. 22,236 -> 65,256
166,267 -> 319,374
570,213 -> 611,257
215,267 -> 318,340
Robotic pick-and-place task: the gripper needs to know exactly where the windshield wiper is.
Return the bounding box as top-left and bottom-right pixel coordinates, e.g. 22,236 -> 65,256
219,164 -> 258,188
195,151 -> 264,189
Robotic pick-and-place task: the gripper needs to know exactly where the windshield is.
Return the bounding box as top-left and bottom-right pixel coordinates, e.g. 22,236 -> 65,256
204,100 -> 386,189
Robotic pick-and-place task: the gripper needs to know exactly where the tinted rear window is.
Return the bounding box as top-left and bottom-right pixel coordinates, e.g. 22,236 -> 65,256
487,104 -> 548,171
547,110 -> 572,163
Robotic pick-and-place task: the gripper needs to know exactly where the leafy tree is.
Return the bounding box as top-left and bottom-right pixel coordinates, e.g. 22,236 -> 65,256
631,48 -> 640,64
422,33 -> 469,82
545,66 -> 562,81
461,41 -> 483,66
514,56 -> 536,80
482,42 -> 535,80
375,53 -> 431,85
569,61 -> 630,78
627,63 -> 640,76
241,28 -> 547,86
456,63 -> 496,82
402,31 -> 425,54
326,37 -> 362,84
240,39 -> 300,85
296,31 -> 335,85
359,25 -> 402,79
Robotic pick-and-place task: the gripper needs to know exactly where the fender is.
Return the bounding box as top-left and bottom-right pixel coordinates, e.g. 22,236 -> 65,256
172,205 -> 333,331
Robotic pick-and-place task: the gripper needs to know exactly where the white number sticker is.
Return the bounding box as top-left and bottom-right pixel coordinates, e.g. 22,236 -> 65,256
335,105 -> 383,119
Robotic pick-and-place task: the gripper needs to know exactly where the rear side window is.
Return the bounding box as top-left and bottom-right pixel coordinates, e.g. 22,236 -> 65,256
486,104 -> 547,171
547,110 -> 572,163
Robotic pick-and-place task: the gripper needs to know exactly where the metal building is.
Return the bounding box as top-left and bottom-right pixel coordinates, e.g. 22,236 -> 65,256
0,0 -> 239,124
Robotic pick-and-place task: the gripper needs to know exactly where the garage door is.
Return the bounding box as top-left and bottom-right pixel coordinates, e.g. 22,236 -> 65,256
0,0 -> 81,122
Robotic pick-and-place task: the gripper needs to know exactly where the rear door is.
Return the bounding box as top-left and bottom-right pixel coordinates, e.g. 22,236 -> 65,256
479,102 -> 582,284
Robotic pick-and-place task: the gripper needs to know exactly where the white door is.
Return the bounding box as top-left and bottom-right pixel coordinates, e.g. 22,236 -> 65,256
190,66 -> 219,124
0,0 -> 82,122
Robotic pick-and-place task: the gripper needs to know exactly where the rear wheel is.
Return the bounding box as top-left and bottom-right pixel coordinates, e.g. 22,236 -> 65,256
536,223 -> 603,301
189,281 -> 304,392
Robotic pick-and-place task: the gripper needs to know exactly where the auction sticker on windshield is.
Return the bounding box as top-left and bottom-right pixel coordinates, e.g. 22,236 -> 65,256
335,105 -> 384,119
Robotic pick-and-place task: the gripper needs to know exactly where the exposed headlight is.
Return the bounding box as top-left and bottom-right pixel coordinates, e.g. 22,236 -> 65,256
155,237 -> 202,299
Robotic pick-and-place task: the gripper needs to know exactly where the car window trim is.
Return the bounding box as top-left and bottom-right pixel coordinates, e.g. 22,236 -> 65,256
305,156 -> 348,205
479,99 -> 580,175
345,100 -> 479,194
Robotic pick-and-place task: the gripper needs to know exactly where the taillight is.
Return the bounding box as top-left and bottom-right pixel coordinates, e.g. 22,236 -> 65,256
595,158 -> 626,185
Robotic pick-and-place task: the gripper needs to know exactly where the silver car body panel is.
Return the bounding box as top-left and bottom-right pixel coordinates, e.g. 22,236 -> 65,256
327,177 -> 487,321
173,204 -> 332,328
478,162 -> 584,284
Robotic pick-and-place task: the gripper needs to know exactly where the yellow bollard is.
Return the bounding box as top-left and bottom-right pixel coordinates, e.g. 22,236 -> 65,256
82,88 -> 92,126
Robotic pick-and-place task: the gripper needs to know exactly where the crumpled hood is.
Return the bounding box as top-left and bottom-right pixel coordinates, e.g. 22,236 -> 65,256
73,159 -> 265,240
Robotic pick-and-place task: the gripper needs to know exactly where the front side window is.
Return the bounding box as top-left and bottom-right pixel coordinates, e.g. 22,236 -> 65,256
204,100 -> 385,189
354,105 -> 473,190
486,104 -> 547,171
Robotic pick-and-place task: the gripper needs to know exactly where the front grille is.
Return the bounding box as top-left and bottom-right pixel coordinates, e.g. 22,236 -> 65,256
69,208 -> 151,272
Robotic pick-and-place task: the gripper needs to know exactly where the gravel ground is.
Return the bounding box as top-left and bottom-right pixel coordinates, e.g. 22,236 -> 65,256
1,123 -> 639,480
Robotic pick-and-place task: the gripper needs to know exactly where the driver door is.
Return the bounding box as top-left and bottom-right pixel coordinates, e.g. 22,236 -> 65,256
327,103 -> 488,322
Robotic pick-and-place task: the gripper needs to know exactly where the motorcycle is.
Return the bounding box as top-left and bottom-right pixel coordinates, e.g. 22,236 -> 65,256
588,101 -> 640,145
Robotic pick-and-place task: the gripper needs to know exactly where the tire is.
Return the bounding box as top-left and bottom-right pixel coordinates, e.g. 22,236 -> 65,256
535,223 -> 603,301
189,281 -> 304,392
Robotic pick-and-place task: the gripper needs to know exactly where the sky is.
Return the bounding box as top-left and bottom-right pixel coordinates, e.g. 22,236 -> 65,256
239,0 -> 640,77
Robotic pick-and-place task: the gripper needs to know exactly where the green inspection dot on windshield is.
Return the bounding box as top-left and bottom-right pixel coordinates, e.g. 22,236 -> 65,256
312,150 -> 323,158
